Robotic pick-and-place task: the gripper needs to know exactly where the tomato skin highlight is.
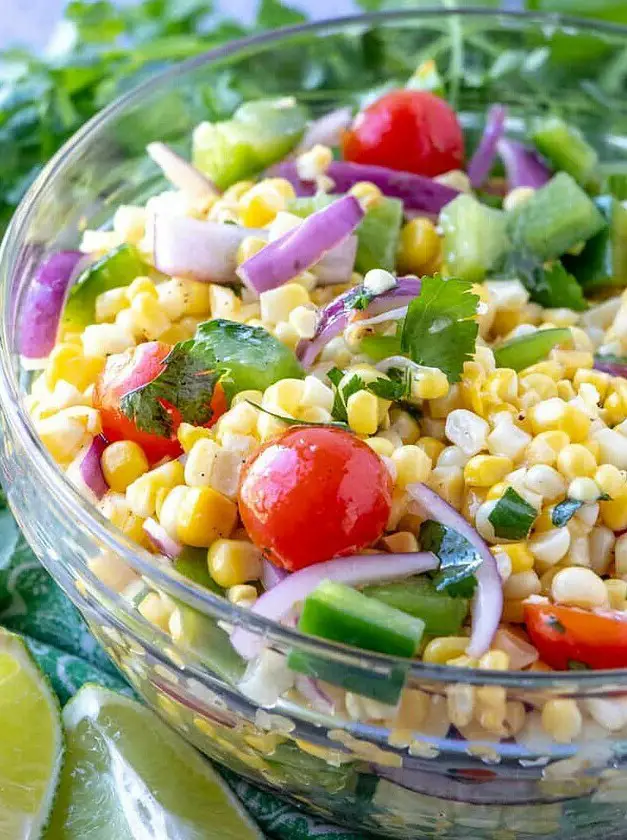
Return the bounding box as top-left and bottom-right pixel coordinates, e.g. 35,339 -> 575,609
93,341 -> 226,465
524,603 -> 627,670
342,89 -> 464,178
238,427 -> 393,572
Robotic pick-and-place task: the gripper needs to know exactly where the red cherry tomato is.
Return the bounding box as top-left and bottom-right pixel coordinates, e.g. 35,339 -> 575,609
524,602 -> 627,670
238,427 -> 393,572
342,89 -> 464,178
93,341 -> 226,465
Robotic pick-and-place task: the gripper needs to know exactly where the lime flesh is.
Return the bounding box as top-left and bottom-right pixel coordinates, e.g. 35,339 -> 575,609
0,629 -> 63,840
45,684 -> 264,840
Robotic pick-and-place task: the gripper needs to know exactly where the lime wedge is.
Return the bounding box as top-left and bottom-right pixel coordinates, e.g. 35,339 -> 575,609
0,629 -> 63,840
45,684 -> 264,840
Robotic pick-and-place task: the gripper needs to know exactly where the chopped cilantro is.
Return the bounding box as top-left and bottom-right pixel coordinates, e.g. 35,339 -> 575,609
327,366 -> 412,422
246,401 -> 349,430
552,498 -> 584,527
547,615 -> 566,634
505,252 -> 587,312
567,659 -> 590,671
346,287 -> 376,311
419,520 -> 481,597
488,488 -> 537,541
401,275 -> 480,383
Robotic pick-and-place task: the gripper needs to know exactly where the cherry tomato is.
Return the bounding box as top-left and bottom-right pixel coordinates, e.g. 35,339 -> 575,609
238,427 -> 393,572
93,342 -> 226,465
342,89 -> 464,178
524,602 -> 627,670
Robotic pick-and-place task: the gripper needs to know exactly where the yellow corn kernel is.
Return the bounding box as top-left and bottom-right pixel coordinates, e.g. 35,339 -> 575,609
412,366 -> 449,401
428,466 -> 463,510
428,385 -> 462,419
600,488 -> 627,531
556,444 -> 597,480
126,460 -> 185,519
464,455 -> 513,488
349,180 -> 383,210
556,379 -> 576,401
264,378 -> 305,416
605,579 -> 627,610
447,683 -> 475,728
364,437 -> 395,458
227,583 -> 258,608
532,508 -> 554,534
391,445 -> 432,488
486,481 -> 508,501
239,179 -> 294,227
95,287 -> 129,322
176,487 -> 237,548
382,531 -> 419,554
127,276 -> 157,301
260,283 -> 310,325
447,655 -> 479,669
493,543 -> 535,574
130,292 -> 170,339
236,235 -> 267,266
209,284 -> 241,321
520,360 -> 564,381
346,390 -> 379,436
183,438 -> 221,488
138,592 -> 173,631
177,422 -> 214,453
529,398 -> 590,442
397,217 -> 442,275
416,436 -> 446,463
541,699 -> 582,744
422,637 -> 469,665
519,373 -> 557,401
36,415 -> 89,463
492,307 -> 522,336
221,180 -> 255,203
479,650 -> 510,671
101,440 -> 149,492
45,343 -> 105,391
208,539 -> 262,587
525,430 -> 570,467
595,463 -> 626,498
574,369 -> 611,400
462,487 -> 487,523
552,350 -> 593,378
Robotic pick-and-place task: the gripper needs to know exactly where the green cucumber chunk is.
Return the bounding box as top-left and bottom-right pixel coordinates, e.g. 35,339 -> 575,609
172,547 -> 224,595
288,195 -> 403,274
493,327 -> 572,371
439,194 -> 510,283
362,576 -> 468,636
193,98 -> 307,190
530,116 -> 598,187
359,334 -> 403,362
508,172 -> 606,261
563,196 -> 627,290
488,488 -> 537,541
298,580 -> 425,658
62,244 -> 148,331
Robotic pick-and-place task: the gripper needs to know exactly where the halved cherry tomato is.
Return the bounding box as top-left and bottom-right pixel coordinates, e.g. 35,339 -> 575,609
93,341 -> 226,465
342,89 -> 464,178
238,427 -> 393,572
524,602 -> 627,670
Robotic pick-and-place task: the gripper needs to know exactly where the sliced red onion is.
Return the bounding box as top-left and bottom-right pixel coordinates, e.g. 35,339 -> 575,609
19,250 -> 84,358
313,235 -> 357,286
237,195 -> 364,294
496,138 -> 552,190
296,276 -> 420,368
467,105 -> 507,188
147,142 -> 217,198
294,675 -> 335,715
80,434 -> 109,500
262,558 -> 288,590
407,482 -> 503,658
297,107 -> 353,152
143,517 -> 183,559
273,160 -> 459,214
153,214 -> 263,283
594,356 -> 627,378
352,306 -> 408,330
492,629 -> 538,671
231,551 -> 438,659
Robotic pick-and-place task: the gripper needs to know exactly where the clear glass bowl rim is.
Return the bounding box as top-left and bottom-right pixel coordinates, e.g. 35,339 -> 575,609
2,6 -> 627,691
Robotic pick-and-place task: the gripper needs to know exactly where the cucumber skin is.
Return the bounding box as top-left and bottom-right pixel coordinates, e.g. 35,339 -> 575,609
509,172 -> 606,261
440,194 -> 510,283
563,195 -> 627,290
531,116 -> 598,187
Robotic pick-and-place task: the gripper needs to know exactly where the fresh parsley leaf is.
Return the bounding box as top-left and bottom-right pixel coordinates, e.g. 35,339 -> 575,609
366,368 -> 411,401
488,488 -> 537,541
419,520 -> 482,596
327,367 -> 412,422
246,401 -> 349,430
552,498 -> 584,527
505,252 -> 588,312
401,275 -> 480,384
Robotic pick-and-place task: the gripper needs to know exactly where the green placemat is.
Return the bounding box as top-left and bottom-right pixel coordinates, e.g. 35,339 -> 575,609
0,496 -> 365,840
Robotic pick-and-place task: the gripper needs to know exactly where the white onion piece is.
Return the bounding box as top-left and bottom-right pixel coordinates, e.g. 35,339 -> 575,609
230,551 -> 438,659
407,482 -> 503,658
294,676 -> 335,715
492,629 -> 538,670
262,558 -> 288,590
313,235 -> 357,286
147,142 -> 217,198
297,106 -> 353,152
352,306 -> 408,330
153,214 -> 263,283
143,517 -> 183,559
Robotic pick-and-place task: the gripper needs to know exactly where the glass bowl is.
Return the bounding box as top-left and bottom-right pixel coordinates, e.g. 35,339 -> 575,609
3,9 -> 627,838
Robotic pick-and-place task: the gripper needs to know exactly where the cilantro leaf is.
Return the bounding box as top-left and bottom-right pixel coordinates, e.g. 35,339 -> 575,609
344,286 -> 377,312
327,367 -> 412,422
246,401 -> 349,430
488,488 -> 537,541
419,520 -> 482,596
505,252 -> 588,312
552,498 -> 583,527
401,275 -> 480,383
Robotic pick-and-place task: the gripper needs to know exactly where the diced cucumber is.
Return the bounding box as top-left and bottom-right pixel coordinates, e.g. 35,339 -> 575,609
298,580 -> 425,658
172,546 -> 224,595
530,116 -> 598,187
493,327 -> 572,371
563,195 -> 627,290
288,195 -> 403,274
508,172 -> 606,261
193,98 -> 307,190
439,194 -> 510,283
361,576 -> 468,636
62,244 -> 148,332
169,603 -> 245,685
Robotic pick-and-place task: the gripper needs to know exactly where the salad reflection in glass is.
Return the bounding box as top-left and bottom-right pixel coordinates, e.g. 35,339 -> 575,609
21,61 -> 627,744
